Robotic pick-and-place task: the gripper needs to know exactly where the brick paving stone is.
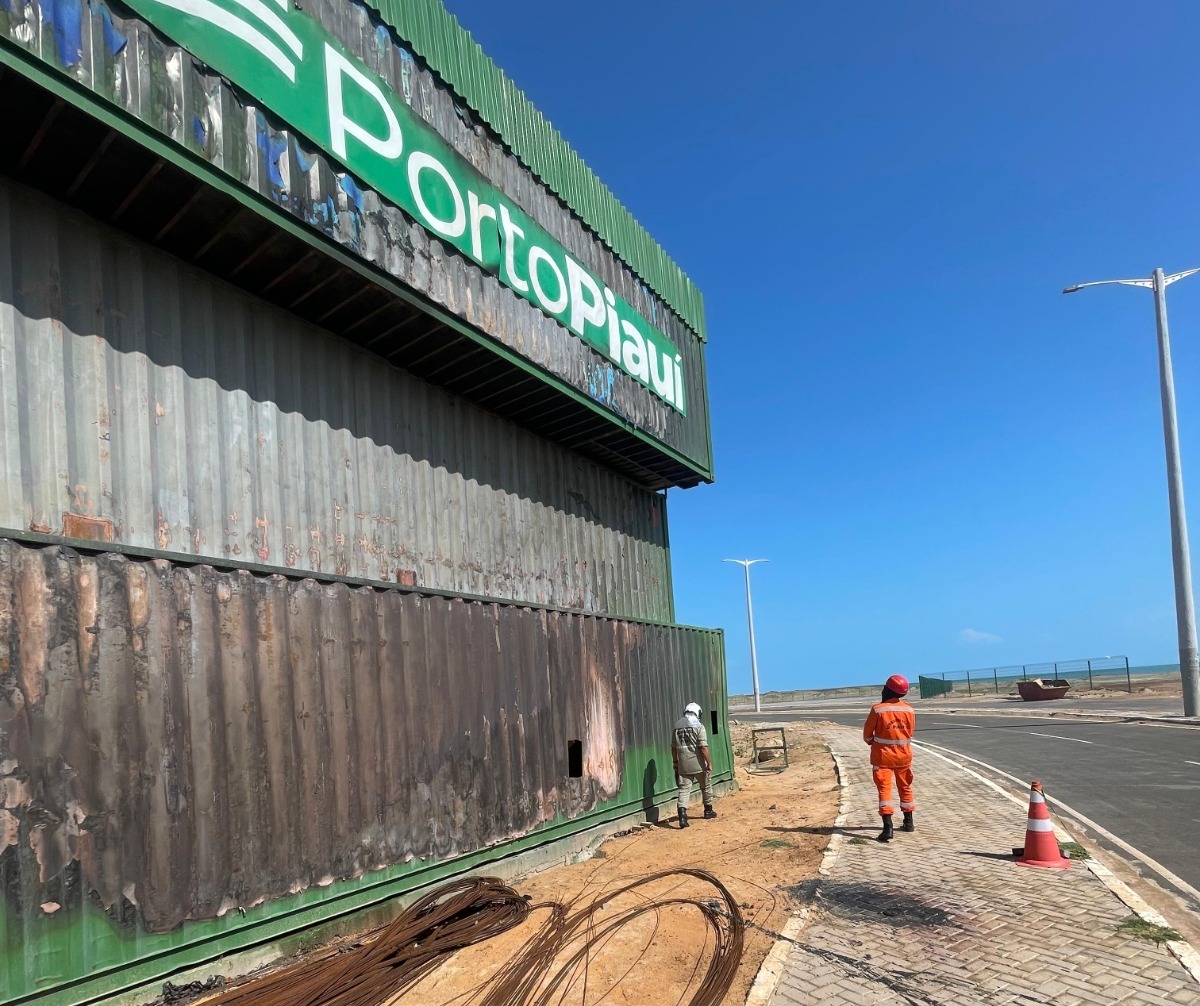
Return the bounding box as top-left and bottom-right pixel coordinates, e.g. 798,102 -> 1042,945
1038,979 -> 1073,997
1157,978 -> 1191,995
1117,991 -> 1175,1005
1069,990 -> 1124,1006
829,984 -> 878,1006
1060,973 -> 1116,994
764,726 -> 1198,1006
781,970 -> 838,993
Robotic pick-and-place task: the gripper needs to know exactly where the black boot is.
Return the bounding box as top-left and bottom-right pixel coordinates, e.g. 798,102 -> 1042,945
902,812 -> 914,833
678,807 -> 689,829
703,804 -> 717,819
877,817 -> 894,843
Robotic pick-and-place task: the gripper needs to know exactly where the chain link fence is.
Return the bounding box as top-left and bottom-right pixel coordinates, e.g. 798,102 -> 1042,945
728,658 -> 1183,709
917,656 -> 1131,699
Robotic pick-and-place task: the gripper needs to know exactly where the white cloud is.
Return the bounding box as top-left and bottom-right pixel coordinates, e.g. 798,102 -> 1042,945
960,628 -> 1002,645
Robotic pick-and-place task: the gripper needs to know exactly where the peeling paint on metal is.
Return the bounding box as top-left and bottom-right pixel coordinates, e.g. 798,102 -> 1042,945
0,537 -> 729,989
0,0 -> 713,476
0,179 -> 675,620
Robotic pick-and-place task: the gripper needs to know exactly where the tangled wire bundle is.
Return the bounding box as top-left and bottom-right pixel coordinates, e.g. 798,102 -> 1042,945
195,870 -> 743,1006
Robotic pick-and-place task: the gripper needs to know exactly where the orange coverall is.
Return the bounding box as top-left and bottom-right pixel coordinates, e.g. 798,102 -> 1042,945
862,698 -> 916,818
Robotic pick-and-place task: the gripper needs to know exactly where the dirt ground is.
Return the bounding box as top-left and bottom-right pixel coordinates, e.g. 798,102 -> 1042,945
389,722 -> 838,1006
1069,679 -> 1183,699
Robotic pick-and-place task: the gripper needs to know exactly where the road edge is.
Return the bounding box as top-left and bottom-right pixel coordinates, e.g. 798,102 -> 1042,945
732,704 -> 1200,728
920,707 -> 1200,728
914,739 -> 1200,987
743,741 -> 850,1006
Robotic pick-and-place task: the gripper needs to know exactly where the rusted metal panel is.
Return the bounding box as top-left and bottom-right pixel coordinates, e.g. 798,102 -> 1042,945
0,538 -> 729,1000
0,178 -> 674,621
335,0 -> 708,340
0,0 -> 713,477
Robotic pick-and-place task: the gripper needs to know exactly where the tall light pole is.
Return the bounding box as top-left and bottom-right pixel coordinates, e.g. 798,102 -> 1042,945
723,559 -> 768,712
1064,267 -> 1200,717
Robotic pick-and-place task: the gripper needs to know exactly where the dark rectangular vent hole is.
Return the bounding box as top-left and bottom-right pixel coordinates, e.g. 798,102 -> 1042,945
568,740 -> 583,778
710,711 -> 720,736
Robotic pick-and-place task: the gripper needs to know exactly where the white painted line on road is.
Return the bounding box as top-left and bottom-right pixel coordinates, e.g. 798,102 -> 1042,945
912,739 -> 1200,986
914,739 -> 1200,904
1028,731 -> 1094,744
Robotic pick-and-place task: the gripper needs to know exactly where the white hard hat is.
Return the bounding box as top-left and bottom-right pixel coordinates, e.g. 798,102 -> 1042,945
685,702 -> 702,717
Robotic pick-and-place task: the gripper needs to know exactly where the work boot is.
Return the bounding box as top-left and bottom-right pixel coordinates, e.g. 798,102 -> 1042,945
902,812 -> 915,833
877,817 -> 894,843
678,807 -> 689,829
703,804 -> 717,819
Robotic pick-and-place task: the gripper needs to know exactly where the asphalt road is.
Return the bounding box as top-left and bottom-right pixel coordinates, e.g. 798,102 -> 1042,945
733,695 -> 1191,717
745,708 -> 1200,900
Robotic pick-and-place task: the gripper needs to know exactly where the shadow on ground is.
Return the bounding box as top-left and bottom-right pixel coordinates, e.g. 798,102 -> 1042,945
766,825 -> 877,838
784,879 -> 962,929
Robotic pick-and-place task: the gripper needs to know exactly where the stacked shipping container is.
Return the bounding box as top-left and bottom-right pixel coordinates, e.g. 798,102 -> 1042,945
0,0 -> 727,1003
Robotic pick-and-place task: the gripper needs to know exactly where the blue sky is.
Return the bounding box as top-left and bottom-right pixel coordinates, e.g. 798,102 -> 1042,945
445,1 -> 1200,692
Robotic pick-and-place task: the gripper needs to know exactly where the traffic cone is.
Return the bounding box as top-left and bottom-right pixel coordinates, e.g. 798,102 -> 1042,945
1013,780 -> 1070,869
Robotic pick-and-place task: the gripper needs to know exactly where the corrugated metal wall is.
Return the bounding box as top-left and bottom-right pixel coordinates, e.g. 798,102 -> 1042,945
0,179 -> 674,621
0,5 -> 729,1002
0,0 -> 714,474
308,0 -> 712,459
0,538 -> 730,1001
343,0 -> 707,339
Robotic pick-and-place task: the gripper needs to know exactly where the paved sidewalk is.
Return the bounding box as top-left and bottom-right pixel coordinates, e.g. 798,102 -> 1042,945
768,726 -> 1199,1006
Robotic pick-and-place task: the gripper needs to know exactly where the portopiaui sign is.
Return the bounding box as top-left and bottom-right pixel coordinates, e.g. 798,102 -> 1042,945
122,0 -> 686,413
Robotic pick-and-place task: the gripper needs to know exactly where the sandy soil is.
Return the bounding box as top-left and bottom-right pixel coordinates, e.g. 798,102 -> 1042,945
1070,681 -> 1183,698
392,723 -> 838,1006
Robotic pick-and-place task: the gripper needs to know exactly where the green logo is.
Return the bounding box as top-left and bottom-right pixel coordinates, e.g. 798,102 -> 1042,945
127,0 -> 686,413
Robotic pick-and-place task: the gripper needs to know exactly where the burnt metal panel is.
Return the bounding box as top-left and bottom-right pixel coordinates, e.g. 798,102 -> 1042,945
0,0 -> 715,482
0,538 -> 731,1001
0,177 -> 675,621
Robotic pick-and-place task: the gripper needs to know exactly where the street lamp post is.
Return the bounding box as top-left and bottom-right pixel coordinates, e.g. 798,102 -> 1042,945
1064,267 -> 1200,717
723,559 -> 768,712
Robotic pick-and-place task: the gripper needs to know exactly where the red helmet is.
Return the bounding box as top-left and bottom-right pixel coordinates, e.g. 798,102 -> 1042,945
885,674 -> 910,696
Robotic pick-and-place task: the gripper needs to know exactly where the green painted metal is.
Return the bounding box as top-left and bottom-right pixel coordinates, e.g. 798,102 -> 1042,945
360,0 -> 708,341
0,38 -> 714,484
0,6 -> 724,996
0,526 -> 697,632
111,0 -> 688,414
917,675 -> 954,700
7,736 -> 733,1006
1,536 -> 732,1006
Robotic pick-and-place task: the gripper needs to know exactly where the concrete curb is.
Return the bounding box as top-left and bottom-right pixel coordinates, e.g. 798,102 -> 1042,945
913,739 -> 1200,905
1085,858 -> 1200,986
914,740 -> 1200,988
923,707 -> 1200,728
733,703 -> 1200,727
743,742 -> 851,1006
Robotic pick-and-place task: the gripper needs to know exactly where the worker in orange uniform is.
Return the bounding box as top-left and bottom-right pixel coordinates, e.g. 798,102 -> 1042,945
862,674 -> 916,843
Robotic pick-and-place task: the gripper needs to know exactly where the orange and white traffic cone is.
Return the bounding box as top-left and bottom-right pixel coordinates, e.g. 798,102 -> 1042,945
1013,780 -> 1070,869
